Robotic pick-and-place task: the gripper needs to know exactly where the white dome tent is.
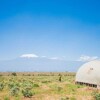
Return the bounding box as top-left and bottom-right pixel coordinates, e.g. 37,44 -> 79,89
75,60 -> 100,88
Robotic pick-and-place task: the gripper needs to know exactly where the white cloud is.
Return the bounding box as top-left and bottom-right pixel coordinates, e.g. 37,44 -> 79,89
77,55 -> 98,62
49,57 -> 61,60
49,56 -> 66,60
20,54 -> 39,58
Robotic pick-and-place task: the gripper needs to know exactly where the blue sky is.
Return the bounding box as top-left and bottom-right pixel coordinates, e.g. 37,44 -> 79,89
0,0 -> 100,61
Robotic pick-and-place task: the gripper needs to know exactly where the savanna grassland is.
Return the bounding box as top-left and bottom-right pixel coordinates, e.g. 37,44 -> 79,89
0,72 -> 99,100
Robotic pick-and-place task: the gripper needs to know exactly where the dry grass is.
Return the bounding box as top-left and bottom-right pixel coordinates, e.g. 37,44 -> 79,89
0,72 -> 98,100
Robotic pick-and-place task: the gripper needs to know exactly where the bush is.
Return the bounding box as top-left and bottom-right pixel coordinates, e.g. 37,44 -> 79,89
92,90 -> 100,100
22,88 -> 34,98
0,83 -> 4,91
8,83 -> 15,89
11,72 -> 17,76
22,82 -> 33,90
4,96 -> 10,100
10,86 -> 19,96
0,74 -> 2,76
33,84 -> 39,87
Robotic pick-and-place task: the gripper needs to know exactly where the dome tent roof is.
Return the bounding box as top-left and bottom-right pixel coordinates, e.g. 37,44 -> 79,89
76,60 -> 100,85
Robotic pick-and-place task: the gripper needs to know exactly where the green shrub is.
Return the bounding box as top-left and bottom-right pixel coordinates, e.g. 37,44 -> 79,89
0,74 -> 2,76
94,93 -> 100,100
10,86 -> 19,96
22,88 -> 34,98
22,82 -> 33,90
0,83 -> 4,91
91,90 -> 100,100
4,96 -> 10,100
8,83 -> 15,89
27,74 -> 31,76
33,84 -> 39,87
11,72 -> 17,76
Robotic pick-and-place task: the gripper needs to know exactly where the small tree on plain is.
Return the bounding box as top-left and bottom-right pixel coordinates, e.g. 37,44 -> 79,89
11,72 -> 17,76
